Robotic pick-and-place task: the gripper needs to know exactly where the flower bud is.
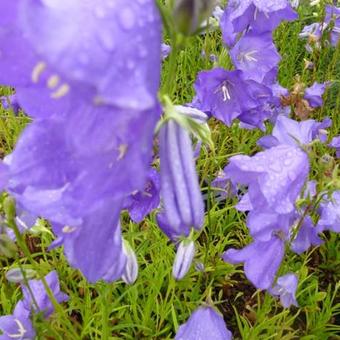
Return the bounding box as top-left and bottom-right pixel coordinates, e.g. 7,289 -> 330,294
6,267 -> 37,283
172,239 -> 195,280
173,0 -> 216,36
121,241 -> 138,285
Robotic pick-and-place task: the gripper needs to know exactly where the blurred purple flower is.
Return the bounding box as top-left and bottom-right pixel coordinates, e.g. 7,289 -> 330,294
291,216 -> 323,254
329,136 -> 340,157
0,94 -> 21,114
223,234 -> 285,289
269,273 -> 298,308
162,43 -> 171,60
325,5 -> 340,47
304,82 -> 326,108
21,271 -> 68,318
176,306 -> 232,340
194,68 -> 272,126
0,301 -> 35,340
317,191 -> 340,233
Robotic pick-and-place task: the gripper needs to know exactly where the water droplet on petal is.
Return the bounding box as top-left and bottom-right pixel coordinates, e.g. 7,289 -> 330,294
119,7 -> 136,30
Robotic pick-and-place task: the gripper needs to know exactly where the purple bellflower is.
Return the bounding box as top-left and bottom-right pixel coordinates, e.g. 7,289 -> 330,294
230,32 -> 281,83
0,301 -> 35,340
194,68 -> 272,126
325,5 -> 340,47
225,144 -> 309,215
257,115 -> 331,149
176,306 -> 232,340
123,168 -> 160,223
269,273 -> 298,308
21,271 -> 68,318
0,1 -> 162,117
220,0 -> 297,47
317,191 -> 340,233
158,120 -> 204,240
329,136 -> 340,157
0,1 -> 162,283
304,82 -> 326,108
223,234 -> 286,290
291,216 -> 323,254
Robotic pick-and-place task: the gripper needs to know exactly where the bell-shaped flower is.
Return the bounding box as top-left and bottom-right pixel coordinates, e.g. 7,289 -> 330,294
21,271 -> 68,318
325,5 -> 340,47
230,32 -> 281,83
172,239 -> 195,280
0,301 -> 35,340
223,234 -> 286,290
329,136 -> 340,158
225,144 -> 309,215
317,191 -> 340,233
194,68 -> 272,126
257,115 -> 331,149
269,273 -> 299,308
291,216 -> 323,254
304,82 -> 326,108
0,1 -> 162,118
220,0 -> 297,47
176,306 -> 232,340
123,168 -> 160,223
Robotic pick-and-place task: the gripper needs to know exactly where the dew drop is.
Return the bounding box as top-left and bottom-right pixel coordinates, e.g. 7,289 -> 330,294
119,7 -> 136,30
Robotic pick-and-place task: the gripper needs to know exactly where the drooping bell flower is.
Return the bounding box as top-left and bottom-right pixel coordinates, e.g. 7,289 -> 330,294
0,1 -> 162,118
158,119 -> 204,240
304,82 -> 327,108
0,94 -> 21,114
176,306 -> 232,340
291,216 -> 323,254
21,271 -> 68,318
317,191 -> 340,234
223,233 -> 286,290
269,273 -> 299,308
123,168 -> 160,223
325,5 -> 340,47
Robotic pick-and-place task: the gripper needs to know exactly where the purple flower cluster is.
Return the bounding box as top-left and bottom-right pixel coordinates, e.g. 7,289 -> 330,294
194,0 -> 297,130
0,1 -> 162,282
220,114 -> 340,305
299,5 -> 340,52
0,271 -> 68,339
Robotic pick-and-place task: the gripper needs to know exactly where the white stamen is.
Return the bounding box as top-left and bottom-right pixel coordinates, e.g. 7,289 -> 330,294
51,84 -> 70,99
31,62 -> 47,83
117,144 -> 128,160
62,226 -> 77,233
47,75 -> 60,89
221,85 -> 231,101
7,319 -> 26,338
